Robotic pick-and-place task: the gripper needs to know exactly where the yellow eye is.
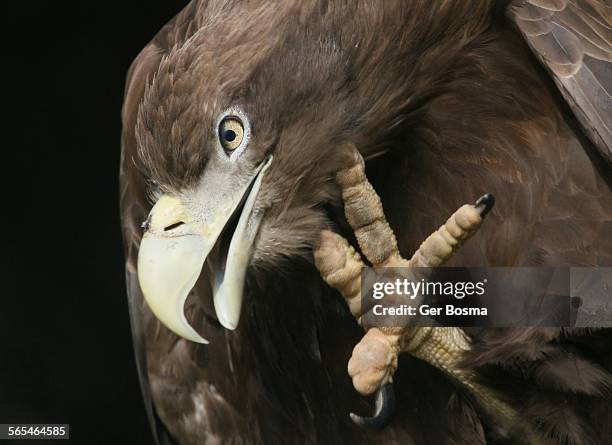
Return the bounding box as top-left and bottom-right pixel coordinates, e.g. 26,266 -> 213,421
218,117 -> 244,152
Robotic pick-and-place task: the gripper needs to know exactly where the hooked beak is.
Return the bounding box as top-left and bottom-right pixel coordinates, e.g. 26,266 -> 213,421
137,157 -> 273,343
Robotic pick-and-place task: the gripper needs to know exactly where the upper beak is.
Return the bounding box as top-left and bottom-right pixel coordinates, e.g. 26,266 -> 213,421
137,157 -> 273,343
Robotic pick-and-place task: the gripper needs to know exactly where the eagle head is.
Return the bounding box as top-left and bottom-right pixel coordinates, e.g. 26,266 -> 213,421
133,4 -> 362,343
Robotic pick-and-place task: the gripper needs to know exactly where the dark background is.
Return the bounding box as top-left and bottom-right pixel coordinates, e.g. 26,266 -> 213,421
4,2 -> 189,443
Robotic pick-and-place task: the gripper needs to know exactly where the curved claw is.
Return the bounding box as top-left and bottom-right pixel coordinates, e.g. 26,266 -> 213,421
349,383 -> 396,430
474,193 -> 495,218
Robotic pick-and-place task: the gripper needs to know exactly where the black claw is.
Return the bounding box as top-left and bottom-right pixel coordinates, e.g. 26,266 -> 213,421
350,383 -> 396,430
474,193 -> 495,218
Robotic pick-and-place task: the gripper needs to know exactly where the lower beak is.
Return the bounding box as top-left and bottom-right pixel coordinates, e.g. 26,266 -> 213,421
137,157 -> 273,343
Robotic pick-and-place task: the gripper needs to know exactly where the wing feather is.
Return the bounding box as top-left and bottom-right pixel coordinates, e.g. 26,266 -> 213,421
509,0 -> 612,163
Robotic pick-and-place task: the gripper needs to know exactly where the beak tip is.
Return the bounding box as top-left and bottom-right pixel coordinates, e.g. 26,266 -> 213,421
218,315 -> 239,331
193,336 -> 210,345
168,323 -> 210,345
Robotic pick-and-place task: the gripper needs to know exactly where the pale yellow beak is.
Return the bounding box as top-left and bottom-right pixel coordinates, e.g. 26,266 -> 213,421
136,157 -> 272,343
137,195 -> 210,343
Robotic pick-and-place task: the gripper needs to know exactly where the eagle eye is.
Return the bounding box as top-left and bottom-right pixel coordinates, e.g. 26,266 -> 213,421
216,107 -> 250,159
219,117 -> 245,153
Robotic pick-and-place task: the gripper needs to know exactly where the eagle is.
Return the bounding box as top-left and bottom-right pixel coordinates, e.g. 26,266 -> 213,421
119,1 -> 612,444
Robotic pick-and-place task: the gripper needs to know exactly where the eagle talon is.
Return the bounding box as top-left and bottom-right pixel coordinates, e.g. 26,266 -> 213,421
314,147 -> 499,431
474,193 -> 495,218
350,383 -> 396,430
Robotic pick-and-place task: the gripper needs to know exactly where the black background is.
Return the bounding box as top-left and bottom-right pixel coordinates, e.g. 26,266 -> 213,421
4,2 -> 189,444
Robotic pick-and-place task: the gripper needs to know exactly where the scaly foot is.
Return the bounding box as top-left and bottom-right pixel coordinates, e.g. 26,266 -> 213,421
314,144 -> 494,429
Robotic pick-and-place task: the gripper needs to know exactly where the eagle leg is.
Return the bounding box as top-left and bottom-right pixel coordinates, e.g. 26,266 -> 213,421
314,144 -> 494,429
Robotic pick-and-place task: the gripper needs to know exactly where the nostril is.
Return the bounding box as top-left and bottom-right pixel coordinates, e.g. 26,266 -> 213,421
164,221 -> 185,231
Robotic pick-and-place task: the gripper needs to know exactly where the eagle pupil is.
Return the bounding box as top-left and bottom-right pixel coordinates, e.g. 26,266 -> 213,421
224,130 -> 236,142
